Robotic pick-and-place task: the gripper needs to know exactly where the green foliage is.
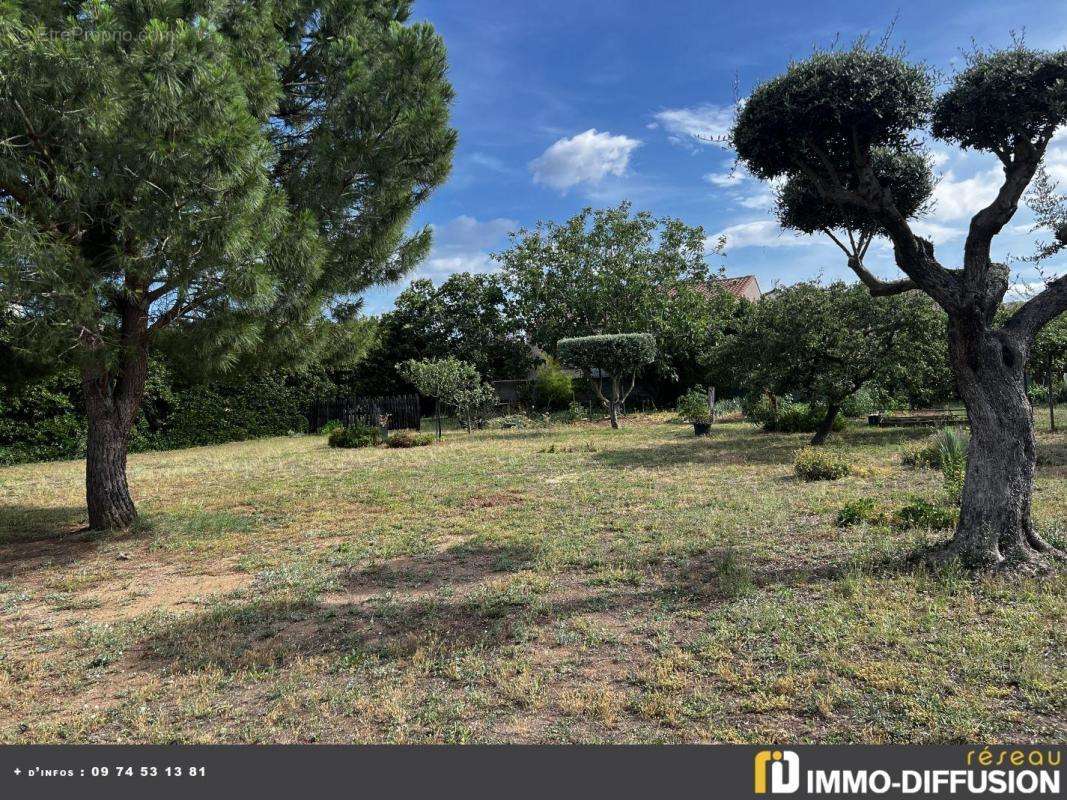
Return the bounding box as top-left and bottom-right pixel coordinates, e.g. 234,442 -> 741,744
836,498 -> 889,527
533,358 -> 574,409
840,385 -> 906,417
496,203 -> 736,390
328,424 -> 380,449
932,47 -> 1067,154
777,149 -> 933,237
0,355 -> 315,465
557,334 -> 657,379
837,495 -> 957,529
733,46 -> 933,181
900,428 -> 970,483
744,396 -> 847,434
385,431 -> 434,448
318,420 -> 345,436
397,357 -> 496,431
937,428 -> 969,504
716,282 -> 948,431
353,273 -> 531,396
0,0 -> 455,492
894,498 -> 958,530
563,401 -> 585,424
793,447 -> 851,481
676,387 -> 712,424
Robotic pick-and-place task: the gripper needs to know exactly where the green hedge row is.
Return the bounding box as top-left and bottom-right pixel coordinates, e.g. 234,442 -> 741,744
0,365 -> 309,466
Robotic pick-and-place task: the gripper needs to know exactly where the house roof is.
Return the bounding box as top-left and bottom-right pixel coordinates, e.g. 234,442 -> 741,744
711,274 -> 761,299
692,274 -> 762,301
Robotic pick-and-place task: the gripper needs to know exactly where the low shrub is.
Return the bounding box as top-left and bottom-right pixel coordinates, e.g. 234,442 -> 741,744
894,498 -> 958,530
745,395 -> 847,433
900,427 -> 969,504
532,357 -> 574,410
562,401 -> 585,423
676,387 -> 712,424
318,419 -> 345,436
900,438 -> 941,469
793,447 -> 851,481
937,428 -> 968,504
835,498 -> 889,527
327,424 -> 380,449
385,430 -> 434,448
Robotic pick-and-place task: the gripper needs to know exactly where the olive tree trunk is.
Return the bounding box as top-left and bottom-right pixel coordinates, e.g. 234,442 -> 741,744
942,324 -> 1061,569
809,402 -> 840,446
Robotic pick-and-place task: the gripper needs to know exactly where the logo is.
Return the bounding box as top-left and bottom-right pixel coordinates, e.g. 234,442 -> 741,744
755,750 -> 801,794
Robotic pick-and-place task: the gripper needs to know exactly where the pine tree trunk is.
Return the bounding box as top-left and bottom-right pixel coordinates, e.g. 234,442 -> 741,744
84,404 -> 137,530
939,324 -> 1063,570
81,303 -> 149,531
810,403 -> 840,446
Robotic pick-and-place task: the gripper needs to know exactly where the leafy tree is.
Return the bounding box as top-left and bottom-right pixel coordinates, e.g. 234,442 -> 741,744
397,357 -> 495,436
496,203 -> 735,393
354,273 -> 530,396
557,333 -> 656,428
732,43 -> 1067,569
720,282 -> 947,444
0,2 -> 455,529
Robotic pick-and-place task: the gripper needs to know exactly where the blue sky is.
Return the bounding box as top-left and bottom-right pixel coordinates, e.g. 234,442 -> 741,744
361,0 -> 1067,313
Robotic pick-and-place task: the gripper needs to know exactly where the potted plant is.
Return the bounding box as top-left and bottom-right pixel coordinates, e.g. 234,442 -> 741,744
677,387 -> 713,436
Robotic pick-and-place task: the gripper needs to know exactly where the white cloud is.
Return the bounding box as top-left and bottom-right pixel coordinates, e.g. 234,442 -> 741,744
1045,136 -> 1067,184
929,167 -> 1002,222
704,169 -> 744,187
709,220 -> 812,251
529,129 -> 641,192
421,215 -> 516,278
653,103 -> 735,147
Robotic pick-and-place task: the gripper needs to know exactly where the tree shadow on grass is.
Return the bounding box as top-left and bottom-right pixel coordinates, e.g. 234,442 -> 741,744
133,537 -> 917,677
591,425 -> 932,470
0,505 -> 87,545
0,505 -> 149,577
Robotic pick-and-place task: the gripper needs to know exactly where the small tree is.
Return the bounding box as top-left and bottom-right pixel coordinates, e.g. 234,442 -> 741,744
557,334 -> 656,428
397,357 -> 495,437
718,282 -> 946,444
732,43 -> 1067,569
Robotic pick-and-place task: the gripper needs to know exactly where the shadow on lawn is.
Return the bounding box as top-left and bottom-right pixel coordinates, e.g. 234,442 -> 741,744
0,504 -> 87,544
136,537 -> 913,676
591,425 -> 931,470
0,505 -> 153,577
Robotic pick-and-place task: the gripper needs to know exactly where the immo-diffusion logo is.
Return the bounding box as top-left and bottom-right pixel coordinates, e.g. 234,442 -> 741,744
754,750 -> 801,794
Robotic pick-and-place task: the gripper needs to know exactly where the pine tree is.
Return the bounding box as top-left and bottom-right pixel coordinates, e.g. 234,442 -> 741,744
0,1 -> 456,528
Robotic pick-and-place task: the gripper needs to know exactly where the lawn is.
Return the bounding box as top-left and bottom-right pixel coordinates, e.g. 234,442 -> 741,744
0,413 -> 1064,744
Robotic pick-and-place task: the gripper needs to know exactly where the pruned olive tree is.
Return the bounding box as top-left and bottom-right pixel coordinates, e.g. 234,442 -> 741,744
0,2 -> 455,529
557,333 -> 656,428
732,44 -> 1067,570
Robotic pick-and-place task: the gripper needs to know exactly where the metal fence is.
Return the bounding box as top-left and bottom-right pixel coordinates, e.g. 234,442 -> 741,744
307,394 -> 421,432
